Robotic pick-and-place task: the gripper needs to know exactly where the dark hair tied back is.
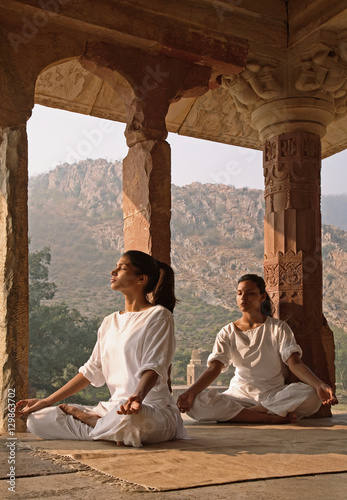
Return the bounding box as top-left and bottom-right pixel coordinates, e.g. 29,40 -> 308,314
123,251 -> 177,312
237,273 -> 273,317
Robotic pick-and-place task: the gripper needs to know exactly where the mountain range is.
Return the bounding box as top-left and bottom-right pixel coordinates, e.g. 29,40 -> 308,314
28,159 -> 347,356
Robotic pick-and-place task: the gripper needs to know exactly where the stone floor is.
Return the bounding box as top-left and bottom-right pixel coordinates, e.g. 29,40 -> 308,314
1,412 -> 347,500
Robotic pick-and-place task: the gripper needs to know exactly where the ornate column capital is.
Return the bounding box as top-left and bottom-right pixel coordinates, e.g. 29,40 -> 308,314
251,97 -> 334,141
220,29 -> 347,140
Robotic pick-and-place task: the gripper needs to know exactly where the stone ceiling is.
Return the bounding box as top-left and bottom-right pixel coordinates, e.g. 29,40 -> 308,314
30,0 -> 347,158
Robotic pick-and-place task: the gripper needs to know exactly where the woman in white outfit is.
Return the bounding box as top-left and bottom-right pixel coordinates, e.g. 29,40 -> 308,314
177,274 -> 338,424
16,251 -> 186,447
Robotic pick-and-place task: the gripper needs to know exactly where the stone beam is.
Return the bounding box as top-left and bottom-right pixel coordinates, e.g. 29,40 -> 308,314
288,0 -> 347,46
6,0 -> 248,74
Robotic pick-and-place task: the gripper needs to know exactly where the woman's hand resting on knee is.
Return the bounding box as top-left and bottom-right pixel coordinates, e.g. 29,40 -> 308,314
15,398 -> 50,417
177,391 -> 195,413
16,374 -> 91,418
315,382 -> 339,406
177,361 -> 223,413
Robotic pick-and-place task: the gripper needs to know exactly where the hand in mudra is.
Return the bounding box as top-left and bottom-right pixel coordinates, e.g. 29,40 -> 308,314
177,391 -> 195,413
117,395 -> 143,415
15,399 -> 49,417
316,383 -> 339,406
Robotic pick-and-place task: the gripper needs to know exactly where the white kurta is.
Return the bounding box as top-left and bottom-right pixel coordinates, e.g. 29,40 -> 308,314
188,317 -> 321,421
27,305 -> 186,447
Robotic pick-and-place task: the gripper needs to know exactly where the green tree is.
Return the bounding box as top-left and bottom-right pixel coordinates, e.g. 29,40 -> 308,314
29,247 -> 57,311
29,247 -> 107,404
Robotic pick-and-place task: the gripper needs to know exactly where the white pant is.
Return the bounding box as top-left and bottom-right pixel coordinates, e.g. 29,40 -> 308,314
187,383 -> 322,422
27,403 -> 183,447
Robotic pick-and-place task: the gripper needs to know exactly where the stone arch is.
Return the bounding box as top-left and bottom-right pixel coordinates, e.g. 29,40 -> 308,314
34,56 -> 133,125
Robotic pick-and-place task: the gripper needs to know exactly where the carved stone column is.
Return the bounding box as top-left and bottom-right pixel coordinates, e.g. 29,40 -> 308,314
123,139 -> 172,263
0,24 -> 42,430
221,36 -> 342,416
262,131 -> 335,410
0,123 -> 30,432
122,82 -> 173,263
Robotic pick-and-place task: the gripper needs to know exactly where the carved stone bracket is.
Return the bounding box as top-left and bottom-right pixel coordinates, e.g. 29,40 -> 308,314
81,42 -> 212,147
220,32 -> 345,139
295,31 -> 347,116
221,56 -> 283,124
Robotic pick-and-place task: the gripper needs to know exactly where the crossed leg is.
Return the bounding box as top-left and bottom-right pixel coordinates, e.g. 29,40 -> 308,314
59,404 -> 124,445
224,405 -> 297,424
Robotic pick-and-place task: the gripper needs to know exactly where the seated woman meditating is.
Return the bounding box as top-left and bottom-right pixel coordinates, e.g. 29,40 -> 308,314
177,274 -> 338,423
16,250 -> 186,447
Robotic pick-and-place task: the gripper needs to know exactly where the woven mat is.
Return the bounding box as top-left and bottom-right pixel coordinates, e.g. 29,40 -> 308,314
17,414 -> 347,491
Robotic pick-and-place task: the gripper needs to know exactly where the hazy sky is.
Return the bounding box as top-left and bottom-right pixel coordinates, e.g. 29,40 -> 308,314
28,105 -> 347,195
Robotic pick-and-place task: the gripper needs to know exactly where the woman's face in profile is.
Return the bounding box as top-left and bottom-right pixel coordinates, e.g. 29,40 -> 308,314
110,255 -> 140,292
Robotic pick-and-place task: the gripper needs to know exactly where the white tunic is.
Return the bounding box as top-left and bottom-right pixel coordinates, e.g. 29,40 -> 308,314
79,305 -> 177,414
187,317 -> 321,421
208,316 -> 302,402
27,305 -> 186,447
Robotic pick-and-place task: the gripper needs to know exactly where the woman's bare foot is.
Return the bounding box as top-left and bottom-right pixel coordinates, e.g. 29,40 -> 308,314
248,405 -> 298,423
224,408 -> 295,424
59,404 -> 101,428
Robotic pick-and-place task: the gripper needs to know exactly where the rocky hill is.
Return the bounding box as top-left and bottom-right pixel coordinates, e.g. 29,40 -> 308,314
28,159 -> 347,354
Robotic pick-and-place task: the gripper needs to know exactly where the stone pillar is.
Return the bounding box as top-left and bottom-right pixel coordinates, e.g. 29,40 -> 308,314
0,124 -> 30,432
123,139 -> 172,263
122,88 -> 173,263
262,131 -> 335,400
120,59 -> 212,264
221,37 -> 344,415
0,32 -> 36,431
253,99 -> 336,416
187,349 -> 210,385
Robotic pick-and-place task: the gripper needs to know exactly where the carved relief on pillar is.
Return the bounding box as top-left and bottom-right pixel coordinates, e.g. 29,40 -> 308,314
221,57 -> 283,123
264,252 -> 323,337
263,132 -> 321,213
294,31 -> 347,117
264,252 -> 304,288
265,249 -> 321,289
264,250 -> 322,310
